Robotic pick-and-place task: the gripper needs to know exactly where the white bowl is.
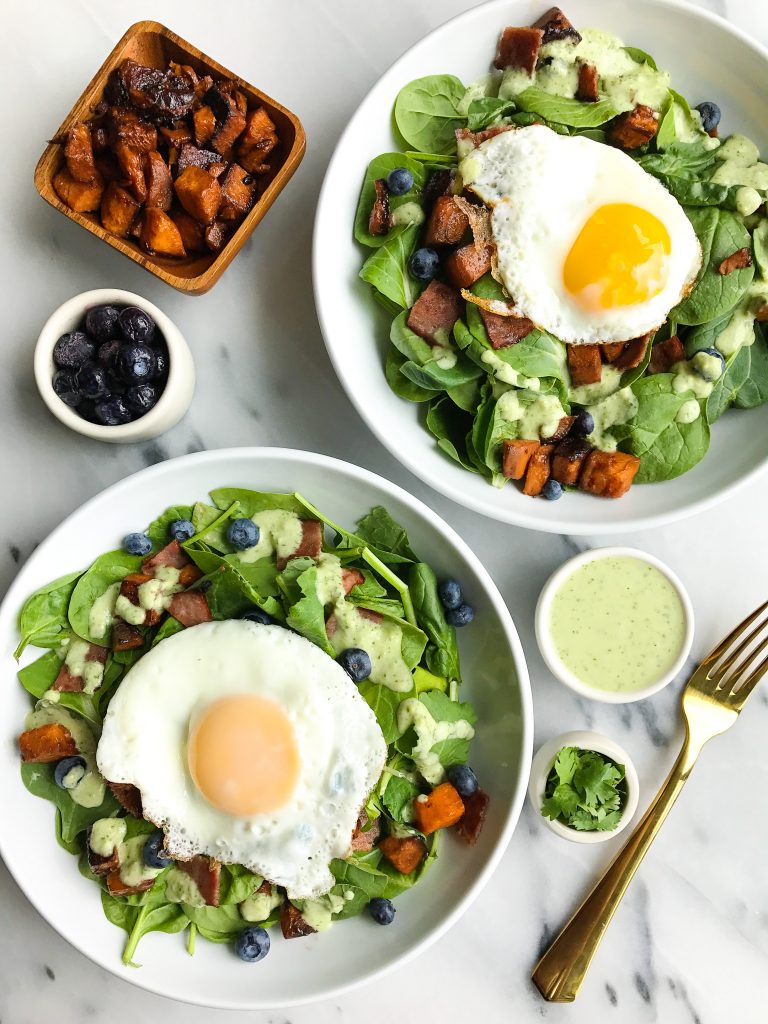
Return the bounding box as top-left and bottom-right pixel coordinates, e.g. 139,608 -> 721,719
34,288 -> 195,443
535,546 -> 694,703
528,730 -> 640,844
313,0 -> 768,534
0,447 -> 532,1009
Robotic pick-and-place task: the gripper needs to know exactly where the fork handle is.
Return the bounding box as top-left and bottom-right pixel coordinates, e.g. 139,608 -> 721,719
532,732 -> 702,1002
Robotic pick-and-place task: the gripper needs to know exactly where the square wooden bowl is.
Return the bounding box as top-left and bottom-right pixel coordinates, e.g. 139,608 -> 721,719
34,21 -> 306,295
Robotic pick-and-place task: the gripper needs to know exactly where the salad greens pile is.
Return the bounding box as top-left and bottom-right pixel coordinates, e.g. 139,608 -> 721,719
541,746 -> 626,832
16,487 -> 477,964
355,28 -> 768,492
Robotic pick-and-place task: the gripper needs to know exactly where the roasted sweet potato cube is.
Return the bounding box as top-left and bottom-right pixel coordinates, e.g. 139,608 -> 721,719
159,123 -> 193,149
423,195 -> 470,247
601,342 -> 626,362
141,209 -> 186,258
551,438 -> 591,485
193,74 -> 215,106
95,156 -> 120,183
107,109 -> 157,152
607,105 -> 659,149
144,151 -> 173,210
567,344 -> 602,386
577,61 -> 599,102
176,143 -> 221,174
204,220 -> 229,253
523,444 -> 555,496
614,333 -> 651,370
547,415 -> 577,442
211,105 -> 246,158
414,783 -> 465,835
100,182 -> 140,237
368,178 -> 391,236
532,6 -> 581,43
494,26 -> 544,71
502,439 -> 540,480
174,166 -> 221,225
171,210 -> 207,253
193,105 -> 217,146
407,280 -> 463,345
237,106 -> 278,166
219,163 -> 257,223
90,122 -> 109,153
19,723 -> 77,763
445,242 -> 494,288
455,788 -> 490,845
580,450 -> 640,498
52,166 -> 104,212
378,835 -> 427,874
281,902 -> 316,938
648,335 -> 686,375
111,619 -> 144,652
65,122 -> 97,183
481,310 -> 534,349
114,143 -> 147,202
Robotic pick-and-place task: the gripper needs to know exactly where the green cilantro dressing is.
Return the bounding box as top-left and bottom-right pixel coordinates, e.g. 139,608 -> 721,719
329,601 -> 412,692
481,349 -> 540,389
115,566 -> 182,626
90,817 -> 127,856
165,865 -> 205,906
315,552 -> 345,606
89,582 -> 120,640
549,555 -> 686,692
397,697 -> 475,784
235,510 -> 304,565
240,885 -> 282,923
391,201 -> 425,228
497,390 -> 566,439
26,703 -> 106,807
295,892 -> 347,932
64,638 -> 105,694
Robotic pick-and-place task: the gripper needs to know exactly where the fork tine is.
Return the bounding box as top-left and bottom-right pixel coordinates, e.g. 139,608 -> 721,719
730,654 -> 768,707
712,607 -> 768,681
725,632 -> 768,691
703,600 -> 768,675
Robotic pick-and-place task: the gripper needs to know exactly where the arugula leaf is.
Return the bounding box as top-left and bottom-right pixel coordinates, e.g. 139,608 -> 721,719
354,153 -> 427,248
15,570 -> 81,658
394,75 -> 467,155
360,225 -> 422,310
541,746 -> 626,832
515,88 -> 619,128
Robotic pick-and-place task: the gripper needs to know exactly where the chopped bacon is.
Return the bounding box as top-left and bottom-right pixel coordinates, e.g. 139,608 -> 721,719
341,567 -> 365,595
648,335 -> 686,374
494,26 -> 543,72
168,591 -> 212,626
276,519 -> 324,571
607,105 -> 659,149
177,856 -> 220,906
718,247 -> 752,275
532,7 -> 582,43
502,439 -> 540,480
142,540 -> 192,572
601,342 -> 626,362
88,842 -> 120,876
567,344 -> 602,386
52,643 -> 108,692
455,125 -> 514,150
576,62 -> 599,102
480,309 -> 534,349
546,415 -> 577,442
106,872 -> 154,897
281,902 -> 316,938
111,620 -> 144,652
19,723 -> 77,763
368,178 -> 391,236
579,450 -> 640,498
119,572 -> 160,627
350,810 -> 381,852
407,280 -> 463,345
614,333 -> 651,370
455,788 -> 490,845
108,781 -> 143,817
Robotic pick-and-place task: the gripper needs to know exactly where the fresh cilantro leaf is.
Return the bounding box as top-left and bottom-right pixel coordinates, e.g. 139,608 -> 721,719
541,747 -> 626,833
553,746 -> 580,786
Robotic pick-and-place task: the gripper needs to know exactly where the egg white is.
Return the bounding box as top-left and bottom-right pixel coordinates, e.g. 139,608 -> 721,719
96,620 -> 387,899
462,124 -> 702,344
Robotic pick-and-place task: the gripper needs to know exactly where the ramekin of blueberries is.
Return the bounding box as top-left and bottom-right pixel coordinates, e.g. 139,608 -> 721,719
34,289 -> 194,442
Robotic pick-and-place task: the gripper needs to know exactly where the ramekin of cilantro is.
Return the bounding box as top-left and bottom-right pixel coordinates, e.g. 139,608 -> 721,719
528,731 -> 639,844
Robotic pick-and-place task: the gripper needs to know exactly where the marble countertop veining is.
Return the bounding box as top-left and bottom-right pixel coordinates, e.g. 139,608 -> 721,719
2,0 -> 768,1021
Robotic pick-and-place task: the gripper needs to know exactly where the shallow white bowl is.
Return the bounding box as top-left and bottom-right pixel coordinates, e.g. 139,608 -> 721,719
0,447 -> 531,1009
35,288 -> 195,443
313,0 -> 768,534
528,730 -> 640,844
535,546 -> 694,703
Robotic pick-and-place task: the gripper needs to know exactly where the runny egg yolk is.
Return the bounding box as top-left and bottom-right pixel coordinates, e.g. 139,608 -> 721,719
188,695 -> 300,816
563,203 -> 671,310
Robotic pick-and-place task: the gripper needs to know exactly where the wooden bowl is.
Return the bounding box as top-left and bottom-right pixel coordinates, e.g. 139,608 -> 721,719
34,21 -> 306,295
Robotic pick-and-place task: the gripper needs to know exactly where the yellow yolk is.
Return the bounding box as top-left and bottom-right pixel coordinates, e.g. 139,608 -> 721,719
188,695 -> 300,815
563,203 -> 671,310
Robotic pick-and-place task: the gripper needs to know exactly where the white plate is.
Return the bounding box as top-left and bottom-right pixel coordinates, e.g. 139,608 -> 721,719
314,0 -> 768,534
0,447 -> 531,1009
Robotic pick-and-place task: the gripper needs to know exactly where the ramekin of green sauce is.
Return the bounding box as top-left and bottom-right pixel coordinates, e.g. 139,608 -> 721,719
535,547 -> 694,704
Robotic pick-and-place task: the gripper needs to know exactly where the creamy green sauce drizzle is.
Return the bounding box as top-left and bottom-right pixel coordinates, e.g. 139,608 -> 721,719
89,582 -> 120,640
396,698 -> 475,784
114,566 -> 182,626
391,201 -> 425,227
235,510 -> 304,565
315,552 -> 345,606
329,600 -> 412,692
481,348 -> 540,389
64,638 -> 105,695
25,703 -> 106,807
240,885 -> 281,922
165,865 -> 205,906
497,390 -> 566,439
90,817 -> 127,856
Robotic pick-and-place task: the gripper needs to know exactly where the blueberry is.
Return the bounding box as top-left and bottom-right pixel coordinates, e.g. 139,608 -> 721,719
445,603 -> 474,627
119,306 -> 156,345
97,339 -> 121,370
95,396 -> 132,426
143,830 -> 173,869
410,247 -> 440,282
235,925 -> 270,963
124,532 -> 152,556
541,478 -> 564,501
572,408 -> 595,437
152,349 -> 169,380
53,756 -> 86,790
368,897 -> 395,925
53,331 -> 94,369
227,518 -> 260,550
117,342 -> 156,384
692,347 -> 726,382
240,607 -> 272,626
385,167 -> 414,196
78,401 -> 100,424
438,579 -> 462,610
446,763 -> 478,797
85,304 -> 121,342
76,362 -> 111,400
695,101 -> 721,133
126,383 -> 158,416
169,518 -> 195,542
52,370 -> 82,408
337,647 -> 372,682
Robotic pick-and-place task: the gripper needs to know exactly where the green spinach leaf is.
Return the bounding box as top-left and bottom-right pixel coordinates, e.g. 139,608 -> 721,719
360,225 -> 422,310
515,88 -> 619,127
386,347 -> 433,402
354,152 -> 427,247
394,75 -> 467,155
15,570 -> 81,658
734,325 -> 768,408
409,562 -> 461,681
673,207 -> 754,325
68,551 -> 143,644
21,761 -> 119,849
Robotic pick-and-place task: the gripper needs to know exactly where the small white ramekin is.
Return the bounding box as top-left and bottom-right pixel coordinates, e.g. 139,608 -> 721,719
529,730 -> 640,844
535,546 -> 694,704
34,288 -> 195,443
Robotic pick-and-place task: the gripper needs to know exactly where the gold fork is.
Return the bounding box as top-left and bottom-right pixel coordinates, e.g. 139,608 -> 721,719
532,599 -> 768,1002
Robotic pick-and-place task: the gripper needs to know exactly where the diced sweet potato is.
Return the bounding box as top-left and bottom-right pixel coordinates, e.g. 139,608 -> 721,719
171,210 -> 207,253
107,109 -> 157,152
108,781 -> 143,817
176,143 -> 222,174
423,195 -> 469,246
95,156 -> 120,183
219,163 -> 257,223
177,856 -> 220,906
205,220 -> 229,253
407,280 -> 463,345
413,782 -> 465,835
368,178 -> 391,236
111,619 -> 144,652
350,811 -> 380,852
455,788 -> 490,845
378,835 -> 427,874
718,247 -> 752,275
114,143 -> 146,202
445,242 -> 494,289
523,444 -> 554,496
168,591 -> 212,626
144,151 -> 173,210
140,208 -> 186,258
65,122 -> 97,183
106,871 -> 154,897
100,182 -> 140,237
281,902 -> 316,938
178,563 -> 203,587
532,6 -> 581,43
276,519 -> 323,570
547,415 -> 577,442
193,105 -> 217,146
502,439 -> 540,480
601,342 -> 626,362
567,344 -> 602,386
52,166 -> 104,212
552,438 -> 592,485
159,123 -> 193,148
237,106 -> 279,173
607,105 -> 659,149
614,333 -> 651,370
19,723 -> 77,763
580,449 -> 640,498
211,103 -> 246,158
90,122 -> 109,153
174,166 -> 221,225
648,334 -> 686,374
481,309 -> 534,349
494,26 -> 544,72
576,61 -> 599,102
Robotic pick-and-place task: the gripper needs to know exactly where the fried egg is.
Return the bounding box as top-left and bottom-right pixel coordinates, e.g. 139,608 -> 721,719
462,125 -> 702,344
96,620 -> 387,899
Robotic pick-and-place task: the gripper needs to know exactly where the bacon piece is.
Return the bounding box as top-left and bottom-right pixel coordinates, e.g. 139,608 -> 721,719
19,723 -> 77,763
368,178 -> 391,236
546,415 -> 577,443
88,844 -> 120,876
445,243 -> 494,289
144,151 -> 173,210
607,105 -> 659,149
480,309 -> 534,349
281,902 -> 316,938
601,342 -> 626,362
455,788 -> 490,845
576,62 -> 599,102
106,872 -> 154,897
614,333 -> 651,370
648,335 -> 686,374
523,444 -> 555,497
108,782 -> 143,817
502,439 -> 540,480
567,344 -> 602,386
65,122 -> 97,183
142,540 -> 192,572
341,567 -> 365,594
53,643 -> 108,692
532,7 -> 582,43
407,280 -> 463,345
118,572 -> 159,627
580,450 -> 640,498
423,196 -> 469,247
455,125 -> 514,151
350,810 -> 381,852
551,438 -> 592,485
378,836 -> 427,874
111,620 -> 144,652
177,856 -> 220,906
275,519 -> 323,571
718,247 -> 752,275
494,26 -> 544,72
168,591 -> 212,627
358,608 -> 384,625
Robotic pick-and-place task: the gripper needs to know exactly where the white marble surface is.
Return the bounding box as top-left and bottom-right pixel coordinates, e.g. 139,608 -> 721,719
2,0 -> 768,1020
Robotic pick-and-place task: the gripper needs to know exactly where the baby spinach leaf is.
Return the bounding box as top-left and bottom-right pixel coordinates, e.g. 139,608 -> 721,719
354,152 -> 427,248
180,903 -> 245,941
209,488 -> 306,518
394,75 -> 467,155
386,347 -> 433,402
425,396 -> 480,474
330,854 -> 390,899
706,346 -> 750,421
400,355 -> 483,391
105,883 -> 188,967
21,761 -> 119,847
356,506 -> 416,561
408,562 -> 461,682
514,88 -> 619,127
637,141 -> 717,178
358,680 -> 410,744
294,495 -> 413,566
350,597 -> 406,619
18,650 -> 61,697
466,97 -> 516,131
390,309 -> 434,365
382,776 -> 419,821
684,309 -> 734,355
419,689 -> 477,725
285,564 -> 335,655
146,505 -> 194,550
623,46 -> 658,70
15,570 -> 82,658
219,865 -> 263,905
494,330 -> 569,382
734,326 -> 768,409
620,333 -> 654,387
673,207 -> 754,325
151,615 -> 185,646
359,225 -> 422,310
656,90 -> 702,151
189,502 -> 233,552
68,551 -> 143,644
753,219 -> 768,279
